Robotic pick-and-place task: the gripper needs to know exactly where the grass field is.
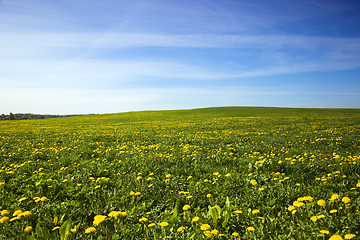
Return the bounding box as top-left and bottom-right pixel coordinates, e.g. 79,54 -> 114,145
0,107 -> 360,239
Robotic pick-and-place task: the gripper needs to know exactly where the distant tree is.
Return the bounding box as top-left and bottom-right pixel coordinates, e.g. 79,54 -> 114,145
9,112 -> 15,120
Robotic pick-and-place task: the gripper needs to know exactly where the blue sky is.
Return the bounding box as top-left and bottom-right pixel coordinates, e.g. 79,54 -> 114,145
1,0 -> 360,114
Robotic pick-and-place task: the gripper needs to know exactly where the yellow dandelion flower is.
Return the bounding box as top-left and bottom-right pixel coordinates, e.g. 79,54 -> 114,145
310,216 -> 318,222
85,227 -> 96,234
329,235 -> 344,240
24,226 -> 32,233
356,182 -> 360,188
93,215 -> 106,226
320,230 -> 329,234
177,226 -> 186,232
148,223 -> 156,227
71,229 -> 77,233
252,209 -> 260,214
288,206 -> 296,211
183,204 -> 191,211
330,209 -> 338,213
345,234 -> 356,239
232,232 -> 239,237
52,226 -> 60,231
293,201 -> 304,207
135,192 -> 141,196
211,229 -> 219,235
18,211 -> 31,218
303,196 -> 313,202
159,222 -> 169,227
342,197 -> 351,203
247,226 -> 255,231
0,182 -> 5,187
166,174 -> 171,178
317,199 -> 326,207
192,216 -> 199,222
13,210 -> 22,216
234,210 -> 243,214
139,217 -> 148,223
200,224 -> 211,230
108,211 -> 126,219
0,216 -> 9,223
18,197 -> 27,202
204,231 -> 213,238
329,194 -> 340,201
250,179 -> 258,185
0,210 -> 9,215
206,194 -> 212,198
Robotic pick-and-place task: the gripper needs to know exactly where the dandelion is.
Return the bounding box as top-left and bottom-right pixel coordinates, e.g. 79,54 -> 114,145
329,194 -> 340,201
317,199 -> 326,206
356,182 -> 360,188
250,179 -> 258,185
135,192 -> 141,196
0,216 -> 9,223
24,226 -> 32,233
159,222 -> 169,227
247,226 -> 255,231
206,194 -> 212,198
139,217 -> 148,223
0,210 -> 9,215
310,216 -> 318,222
71,229 -> 77,233
85,227 -> 96,233
288,206 -> 296,211
211,229 -> 219,235
234,210 -> 243,214
192,216 -> 199,222
204,231 -> 213,238
108,211 -> 126,219
200,224 -> 211,230
18,211 -> 31,218
13,210 -> 22,216
0,182 -> 5,187
225,173 -> 231,177
320,230 -> 329,234
177,226 -> 186,232
252,209 -> 260,214
232,232 -> 239,236
293,201 -> 304,207
93,215 -> 106,226
18,197 -> 27,202
52,226 -> 60,231
183,204 -> 191,211
303,196 -> 313,202
329,235 -> 344,240
342,197 -> 351,203
166,174 -> 171,178
345,234 -> 356,239
330,209 -> 338,213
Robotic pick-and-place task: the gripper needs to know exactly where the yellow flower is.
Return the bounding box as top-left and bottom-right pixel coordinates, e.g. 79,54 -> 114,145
225,173 -> 231,177
291,210 -> 297,215
40,197 -> 48,202
13,210 -> 22,216
18,197 -> 27,202
166,174 -> 171,178
329,235 -> 344,240
18,211 -> 31,218
85,227 -> 96,234
211,229 -> 219,235
148,223 -> 156,227
204,231 -> 213,238
71,229 -> 77,233
288,206 -> 296,211
0,210 -> 9,215
130,191 -> 135,196
108,211 -> 126,219
52,226 -> 60,231
0,216 -> 9,223
310,216 -> 318,222
252,209 -> 260,214
342,197 -> 351,203
135,192 -> 141,196
24,226 -> 33,233
232,232 -> 239,237
192,216 -> 199,222
247,226 -> 255,231
330,209 -> 338,213
303,196 -> 313,202
159,222 -> 169,227
0,182 -> 5,187
206,194 -> 212,198
234,210 -> 243,214
345,234 -> 356,239
177,226 -> 186,232
183,204 -> 191,211
320,230 -> 329,234
330,194 -> 340,201
139,217 -> 148,223
317,199 -> 326,207
93,215 -> 106,226
293,201 -> 304,207
200,224 -> 211,230
250,179 -> 258,185
356,182 -> 360,188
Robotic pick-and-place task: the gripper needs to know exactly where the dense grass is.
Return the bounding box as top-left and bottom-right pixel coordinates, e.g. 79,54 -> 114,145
0,107 -> 360,239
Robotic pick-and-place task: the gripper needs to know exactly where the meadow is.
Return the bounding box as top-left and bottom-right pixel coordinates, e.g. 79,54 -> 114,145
0,107 -> 359,240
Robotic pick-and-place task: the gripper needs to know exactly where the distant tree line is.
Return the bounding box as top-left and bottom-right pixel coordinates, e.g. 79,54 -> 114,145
0,112 -> 84,121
